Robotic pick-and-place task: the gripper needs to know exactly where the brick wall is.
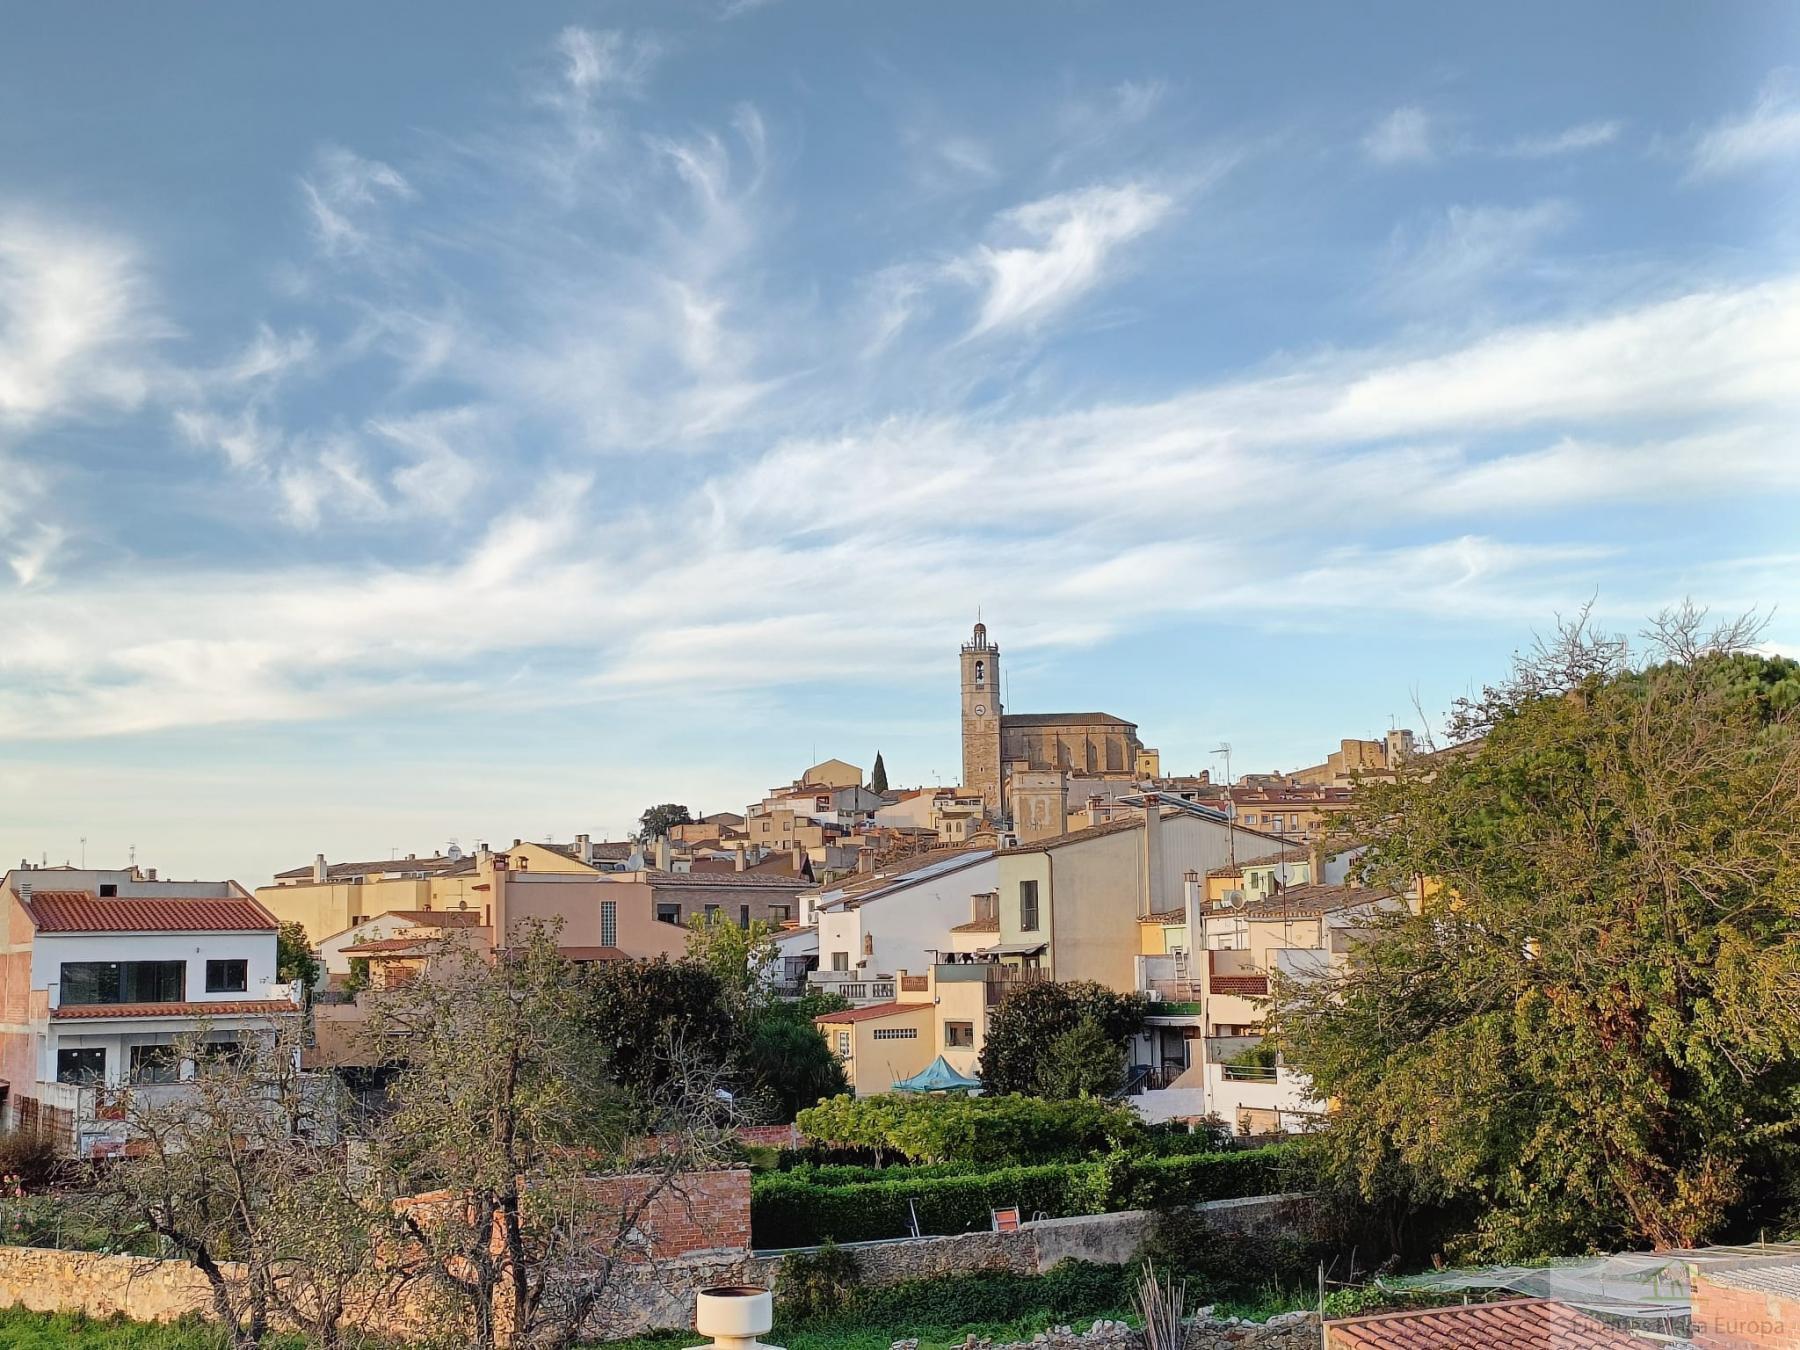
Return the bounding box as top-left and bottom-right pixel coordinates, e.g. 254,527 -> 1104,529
584,1167 -> 750,1258
1692,1270 -> 1799,1349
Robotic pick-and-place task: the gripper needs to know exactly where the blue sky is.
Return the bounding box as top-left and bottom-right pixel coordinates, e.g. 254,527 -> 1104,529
3,3 -> 1799,887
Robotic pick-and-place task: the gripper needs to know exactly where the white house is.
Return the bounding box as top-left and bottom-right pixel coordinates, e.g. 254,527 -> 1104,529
809,848 -> 998,1003
0,865 -> 299,1156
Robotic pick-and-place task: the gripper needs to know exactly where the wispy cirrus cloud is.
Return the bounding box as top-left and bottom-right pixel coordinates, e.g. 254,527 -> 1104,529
0,218 -> 162,425
1381,200 -> 1574,309
958,182 -> 1174,337
1503,119 -> 1623,158
1687,70 -> 1800,178
1362,105 -> 1434,165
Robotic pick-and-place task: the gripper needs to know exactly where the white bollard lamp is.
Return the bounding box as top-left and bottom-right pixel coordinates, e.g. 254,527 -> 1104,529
694,1285 -> 779,1350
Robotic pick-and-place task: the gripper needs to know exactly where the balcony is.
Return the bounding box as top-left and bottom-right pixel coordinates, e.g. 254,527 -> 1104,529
808,971 -> 896,1004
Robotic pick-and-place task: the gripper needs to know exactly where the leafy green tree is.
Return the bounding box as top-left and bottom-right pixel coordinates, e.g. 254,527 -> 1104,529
1034,1013 -> 1127,1099
276,921 -> 321,988
1274,605 -> 1800,1260
869,752 -> 889,795
978,981 -> 1147,1097
633,803 -> 693,843
685,912 -> 779,1015
740,1002 -> 849,1119
578,956 -> 733,1103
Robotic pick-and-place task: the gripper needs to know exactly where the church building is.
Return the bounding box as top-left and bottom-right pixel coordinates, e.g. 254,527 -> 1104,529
959,622 -> 1154,835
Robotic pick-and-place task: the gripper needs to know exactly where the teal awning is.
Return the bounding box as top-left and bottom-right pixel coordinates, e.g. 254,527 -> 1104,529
892,1055 -> 982,1093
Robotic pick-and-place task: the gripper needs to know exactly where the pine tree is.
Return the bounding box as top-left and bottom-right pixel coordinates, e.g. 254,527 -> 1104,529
869,751 -> 889,795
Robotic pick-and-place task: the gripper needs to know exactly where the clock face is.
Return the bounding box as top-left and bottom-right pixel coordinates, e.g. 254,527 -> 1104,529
973,703 -> 986,716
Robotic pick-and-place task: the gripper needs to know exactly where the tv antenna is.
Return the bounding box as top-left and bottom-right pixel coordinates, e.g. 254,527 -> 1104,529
1213,743 -> 1235,870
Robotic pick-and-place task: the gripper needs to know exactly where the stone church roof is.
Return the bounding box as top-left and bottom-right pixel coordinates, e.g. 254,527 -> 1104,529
1001,711 -> 1137,729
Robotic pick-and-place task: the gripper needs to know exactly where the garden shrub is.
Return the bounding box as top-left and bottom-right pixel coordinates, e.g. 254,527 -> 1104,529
774,1240 -> 861,1321
751,1145 -> 1295,1246
0,1128 -> 61,1190
840,1261 -> 1132,1329
795,1093 -> 1144,1165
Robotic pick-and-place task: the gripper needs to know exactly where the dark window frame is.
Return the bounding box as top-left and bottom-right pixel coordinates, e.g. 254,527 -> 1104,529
1018,879 -> 1040,932
204,959 -> 248,994
129,1044 -> 180,1084
59,960 -> 186,1007
56,1047 -> 106,1084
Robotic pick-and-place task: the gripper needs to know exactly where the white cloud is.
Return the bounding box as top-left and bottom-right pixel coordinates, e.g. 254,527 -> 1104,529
1688,71 -> 1800,178
299,146 -> 415,256
7,522 -> 64,588
1503,119 -> 1623,158
0,219 -> 160,424
1382,200 -> 1574,307
961,182 -> 1173,336
1362,106 -> 1434,165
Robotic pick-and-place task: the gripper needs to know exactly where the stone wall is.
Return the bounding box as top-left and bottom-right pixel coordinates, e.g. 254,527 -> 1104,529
0,1245 -> 225,1323
0,1191 -> 1311,1342
597,1193 -> 1313,1336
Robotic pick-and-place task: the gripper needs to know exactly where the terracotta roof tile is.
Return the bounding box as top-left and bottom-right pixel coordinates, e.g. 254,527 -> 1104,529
340,937 -> 439,955
1138,909 -> 1187,924
1234,883 -> 1398,919
1324,1297 -> 1639,1348
1210,975 -> 1269,996
950,917 -> 1000,933
812,1001 -> 925,1025
25,892 -> 276,934
52,1000 -> 297,1021
1206,849 -> 1309,879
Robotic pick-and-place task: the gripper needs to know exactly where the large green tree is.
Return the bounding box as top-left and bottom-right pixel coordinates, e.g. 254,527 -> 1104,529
869,752 -> 889,795
1274,607 -> 1800,1260
978,980 -> 1147,1096
633,803 -> 693,843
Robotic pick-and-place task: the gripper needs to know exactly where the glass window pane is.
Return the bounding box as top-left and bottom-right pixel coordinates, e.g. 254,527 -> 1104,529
56,1048 -> 105,1084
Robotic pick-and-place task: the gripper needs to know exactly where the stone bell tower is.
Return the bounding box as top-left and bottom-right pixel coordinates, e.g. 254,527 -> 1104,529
960,622 -> 1003,819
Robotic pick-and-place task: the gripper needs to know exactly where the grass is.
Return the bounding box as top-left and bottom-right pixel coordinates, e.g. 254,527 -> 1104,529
0,1307 -> 306,1349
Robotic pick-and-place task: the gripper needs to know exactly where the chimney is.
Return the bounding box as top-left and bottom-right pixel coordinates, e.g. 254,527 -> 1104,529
1183,869 -> 1204,954
790,845 -> 805,873
18,881 -> 30,902
656,835 -> 672,872
1140,797 -> 1164,917
734,844 -> 747,872
576,833 -> 593,865
1306,841 -> 1325,887
476,842 -> 492,865
312,853 -> 328,884
145,868 -> 157,882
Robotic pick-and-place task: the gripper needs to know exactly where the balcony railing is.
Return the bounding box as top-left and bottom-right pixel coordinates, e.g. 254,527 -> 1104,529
1221,1063 -> 1279,1082
832,981 -> 895,1003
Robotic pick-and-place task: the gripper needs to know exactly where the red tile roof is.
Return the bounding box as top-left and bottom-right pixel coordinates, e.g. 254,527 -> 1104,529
52,1000 -> 297,1021
24,892 -> 277,934
1324,1297 -> 1640,1348
950,917 -> 1000,933
1211,975 -> 1269,996
813,1001 -> 924,1024
378,910 -> 483,927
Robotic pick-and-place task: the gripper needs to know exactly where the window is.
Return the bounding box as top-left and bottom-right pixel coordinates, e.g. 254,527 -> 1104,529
98,883 -> 117,897
831,951 -> 849,972
836,1031 -> 850,1057
739,905 -> 750,928
770,904 -> 791,922
945,1021 -> 975,1049
193,1039 -> 246,1071
974,659 -> 985,686
704,903 -> 721,921
1272,818 -> 1285,833
871,1027 -> 918,1041
56,1048 -> 105,1084
204,959 -> 247,993
59,960 -> 185,1006
129,1044 -> 179,1084
656,902 -> 682,926
600,900 -> 617,948
1018,880 -> 1040,932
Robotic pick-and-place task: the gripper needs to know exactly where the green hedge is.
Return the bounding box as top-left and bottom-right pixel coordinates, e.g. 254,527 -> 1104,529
751,1145 -> 1293,1247
795,1094 -> 1144,1165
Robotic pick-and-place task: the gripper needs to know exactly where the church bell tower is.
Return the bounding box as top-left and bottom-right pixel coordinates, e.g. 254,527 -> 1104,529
960,622 -> 1003,818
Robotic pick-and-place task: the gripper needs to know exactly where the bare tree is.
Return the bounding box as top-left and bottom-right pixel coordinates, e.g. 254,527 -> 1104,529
91,1019 -> 381,1349
362,924 -> 740,1350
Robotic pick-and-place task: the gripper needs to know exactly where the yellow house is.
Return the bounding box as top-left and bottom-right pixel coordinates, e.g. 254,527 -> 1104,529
1204,849 -> 1312,907
258,837 -> 626,945
813,962 -> 1000,1095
